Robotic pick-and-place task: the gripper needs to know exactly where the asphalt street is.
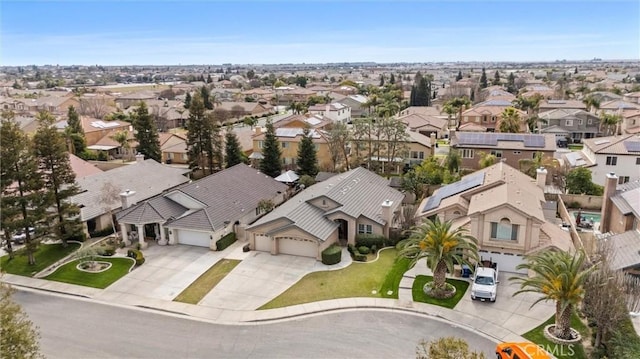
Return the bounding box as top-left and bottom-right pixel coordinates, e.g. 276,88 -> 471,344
15,289 -> 497,359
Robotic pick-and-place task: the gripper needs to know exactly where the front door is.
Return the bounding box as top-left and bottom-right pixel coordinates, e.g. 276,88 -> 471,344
334,219 -> 348,246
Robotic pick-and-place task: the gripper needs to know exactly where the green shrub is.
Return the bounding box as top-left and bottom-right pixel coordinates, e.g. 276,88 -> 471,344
89,228 -> 114,238
321,245 -> 342,265
355,234 -> 385,249
67,232 -> 87,242
371,244 -> 377,253
347,244 -> 355,255
127,249 -> 145,266
96,245 -> 116,256
97,151 -> 108,161
216,232 -> 237,251
354,253 -> 367,262
567,201 -> 581,209
358,246 -> 370,255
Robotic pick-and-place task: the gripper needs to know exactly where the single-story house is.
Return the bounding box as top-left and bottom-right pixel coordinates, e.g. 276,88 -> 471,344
246,167 -> 404,260
116,164 -> 288,249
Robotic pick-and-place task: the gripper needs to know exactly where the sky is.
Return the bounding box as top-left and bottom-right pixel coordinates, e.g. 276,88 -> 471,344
1,0 -> 639,66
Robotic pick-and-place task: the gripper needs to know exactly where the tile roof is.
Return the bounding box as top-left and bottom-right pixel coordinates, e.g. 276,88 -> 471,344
582,134 -> 640,155
452,132 -> 556,151
69,153 -> 103,179
610,180 -> 640,218
248,167 -> 404,241
398,113 -> 447,131
605,230 -> 640,271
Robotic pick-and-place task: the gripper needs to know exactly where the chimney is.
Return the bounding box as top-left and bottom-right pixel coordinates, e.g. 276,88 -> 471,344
381,199 -> 393,237
135,153 -> 145,163
430,133 -> 437,157
536,167 -> 548,189
600,172 -> 618,233
120,189 -> 136,209
449,128 -> 456,141
254,126 -> 262,135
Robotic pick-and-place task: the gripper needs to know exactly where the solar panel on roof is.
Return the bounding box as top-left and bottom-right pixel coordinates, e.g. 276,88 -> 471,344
423,172 -> 485,212
624,141 -> 640,152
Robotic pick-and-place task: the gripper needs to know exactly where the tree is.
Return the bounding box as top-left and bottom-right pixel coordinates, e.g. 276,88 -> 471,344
110,130 -> 131,162
259,119 -> 282,177
416,337 -> 485,359
185,92 -> 215,174
224,126 -> 243,168
294,76 -> 307,88
398,217 -> 478,297
78,96 -> 111,119
582,95 -> 600,113
566,167 -> 603,195
132,102 -> 161,162
379,74 -> 385,86
200,85 -> 213,110
506,72 -> 517,94
296,126 -> 318,177
455,70 -> 463,81
246,69 -> 255,79
65,105 -> 86,154
389,73 -> 396,84
1,112 -> 46,266
444,149 -> 460,173
323,122 -> 350,171
599,113 -> 621,136
410,74 -> 432,107
511,250 -> 595,340
443,97 -> 471,129
184,92 -> 192,109
33,111 -> 83,247
476,151 -> 497,169
479,68 -> 488,89
492,70 -> 501,86
518,152 -> 557,178
287,101 -> 306,115
0,282 -> 42,359
497,107 -> 522,133
98,181 -> 121,239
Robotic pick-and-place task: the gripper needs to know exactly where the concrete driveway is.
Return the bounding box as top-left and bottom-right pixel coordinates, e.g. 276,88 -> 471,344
95,244 -> 230,303
198,249 -> 351,310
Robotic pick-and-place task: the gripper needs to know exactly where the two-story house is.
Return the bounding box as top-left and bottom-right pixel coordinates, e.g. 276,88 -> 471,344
459,99 -> 527,132
415,162 -> 573,273
451,131 -> 556,172
538,109 -> 601,143
246,167 -> 404,260
574,134 -> 640,186
252,126 -> 332,171
397,113 -> 448,138
308,103 -> 351,124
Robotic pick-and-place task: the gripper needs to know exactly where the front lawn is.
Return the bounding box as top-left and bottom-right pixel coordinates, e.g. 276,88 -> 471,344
259,248 -> 398,310
0,242 -> 81,277
174,259 -> 241,304
379,257 -> 411,299
412,275 -> 469,309
44,257 -> 135,289
522,312 -> 588,359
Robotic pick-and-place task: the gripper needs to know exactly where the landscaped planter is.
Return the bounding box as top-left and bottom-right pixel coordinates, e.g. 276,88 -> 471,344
543,325 -> 582,345
423,282 -> 457,299
77,261 -> 112,273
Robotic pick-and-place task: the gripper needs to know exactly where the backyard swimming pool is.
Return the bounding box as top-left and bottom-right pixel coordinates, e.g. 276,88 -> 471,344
571,211 -> 601,230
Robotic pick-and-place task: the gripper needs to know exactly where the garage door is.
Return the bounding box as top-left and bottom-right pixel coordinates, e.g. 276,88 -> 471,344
177,230 -> 210,247
254,234 -> 272,252
479,251 -> 527,274
278,237 -> 317,258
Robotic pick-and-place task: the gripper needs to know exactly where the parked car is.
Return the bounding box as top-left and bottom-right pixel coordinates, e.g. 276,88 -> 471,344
496,342 -> 552,359
12,227 -> 35,244
470,258 -> 499,302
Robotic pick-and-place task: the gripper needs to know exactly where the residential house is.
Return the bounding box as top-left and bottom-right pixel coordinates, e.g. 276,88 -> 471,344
0,97 -> 28,112
538,99 -> 587,112
480,86 -> 516,102
68,153 -> 103,179
335,94 -> 369,117
597,174 -> 640,275
80,116 -> 131,146
414,162 -> 574,273
246,167 -> 404,260
538,109 -> 601,143
451,131 -> 556,172
397,106 -> 443,118
599,100 -> 640,116
587,91 -> 622,104
27,95 -> 79,115
126,100 -> 188,131
459,99 -> 527,132
332,85 -> 359,96
273,113 -> 332,130
398,113 -> 448,138
622,110 -> 640,134
520,85 -> 555,99
159,132 -> 189,165
216,101 -> 272,118
308,103 -> 351,124
241,88 -> 276,103
116,164 -> 287,249
72,158 -> 190,236
252,126 -> 332,171
623,91 -> 640,104
575,134 -> 640,186
115,91 -> 157,109
275,86 -> 316,105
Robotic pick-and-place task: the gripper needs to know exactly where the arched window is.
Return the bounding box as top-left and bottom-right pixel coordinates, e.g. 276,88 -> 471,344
491,217 -> 519,240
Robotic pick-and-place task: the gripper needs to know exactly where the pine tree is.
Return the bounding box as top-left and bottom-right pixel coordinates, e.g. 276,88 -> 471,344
207,74 -> 212,83
1,113 -> 46,265
259,119 -> 282,178
186,93 -> 210,173
184,92 -> 192,108
507,73 -> 517,94
456,70 -> 463,81
389,73 -> 396,84
296,127 -> 318,177
132,102 -> 161,162
379,74 -> 385,86
224,126 -> 243,168
480,68 -> 488,88
65,105 -> 85,154
200,86 -> 213,110
208,117 -> 224,171
33,111 -> 83,247
0,283 -> 42,359
492,70 -> 501,85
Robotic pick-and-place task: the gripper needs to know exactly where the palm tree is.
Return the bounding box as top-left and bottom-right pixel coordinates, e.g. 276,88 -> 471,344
477,151 -> 497,168
511,250 -> 596,340
519,152 -> 557,178
599,113 -> 621,136
498,107 -> 522,133
398,217 -> 479,297
362,94 -> 381,116
582,96 -> 600,113
287,101 -> 306,115
443,97 -> 471,129
442,103 -> 457,129
110,130 -> 130,162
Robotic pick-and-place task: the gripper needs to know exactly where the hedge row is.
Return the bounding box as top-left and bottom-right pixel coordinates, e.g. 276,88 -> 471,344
355,234 -> 385,249
216,232 -> 237,251
347,244 -> 367,262
89,228 -> 114,238
321,245 -> 342,265
96,245 -> 116,256
127,249 -> 145,266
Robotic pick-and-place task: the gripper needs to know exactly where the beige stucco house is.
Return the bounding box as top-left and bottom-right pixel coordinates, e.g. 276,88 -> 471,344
246,167 -> 404,260
415,162 -> 573,273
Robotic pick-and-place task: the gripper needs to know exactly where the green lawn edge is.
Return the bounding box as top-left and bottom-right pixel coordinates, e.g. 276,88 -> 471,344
522,312 -> 588,359
379,256 -> 410,299
1,242 -> 81,277
173,259 -> 241,304
44,257 -> 135,289
259,248 -> 398,310
412,275 -> 469,309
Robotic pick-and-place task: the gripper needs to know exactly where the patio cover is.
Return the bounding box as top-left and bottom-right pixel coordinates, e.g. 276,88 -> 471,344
275,170 -> 299,183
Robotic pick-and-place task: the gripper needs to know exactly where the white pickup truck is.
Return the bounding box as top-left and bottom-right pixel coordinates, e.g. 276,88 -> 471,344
470,259 -> 499,302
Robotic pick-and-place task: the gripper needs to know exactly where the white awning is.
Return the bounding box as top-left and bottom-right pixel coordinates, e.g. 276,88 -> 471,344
87,145 -> 119,151
275,170 -> 299,183
248,152 -> 264,159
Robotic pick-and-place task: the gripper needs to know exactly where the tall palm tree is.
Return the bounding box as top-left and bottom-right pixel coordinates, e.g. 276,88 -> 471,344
519,152 -> 557,178
362,94 -> 381,116
444,97 -> 471,129
599,113 -> 621,136
498,107 -> 522,133
398,217 -> 479,297
582,96 -> 600,113
110,130 -> 130,162
511,250 -> 596,340
442,103 -> 457,129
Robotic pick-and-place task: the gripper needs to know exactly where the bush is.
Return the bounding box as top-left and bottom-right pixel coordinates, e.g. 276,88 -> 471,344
89,228 -> 114,238
127,249 -> 145,266
67,232 -> 87,242
347,244 -> 355,255
354,253 -> 367,262
358,246 -> 370,255
568,201 -> 581,209
216,232 -> 237,251
371,244 -> 377,253
321,245 -> 342,265
96,245 -> 116,256
355,234 -> 385,249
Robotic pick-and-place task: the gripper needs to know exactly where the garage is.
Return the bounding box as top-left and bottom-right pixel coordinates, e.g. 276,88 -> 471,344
254,234 -> 272,252
278,237 -> 317,258
177,230 -> 211,247
478,251 -> 527,274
